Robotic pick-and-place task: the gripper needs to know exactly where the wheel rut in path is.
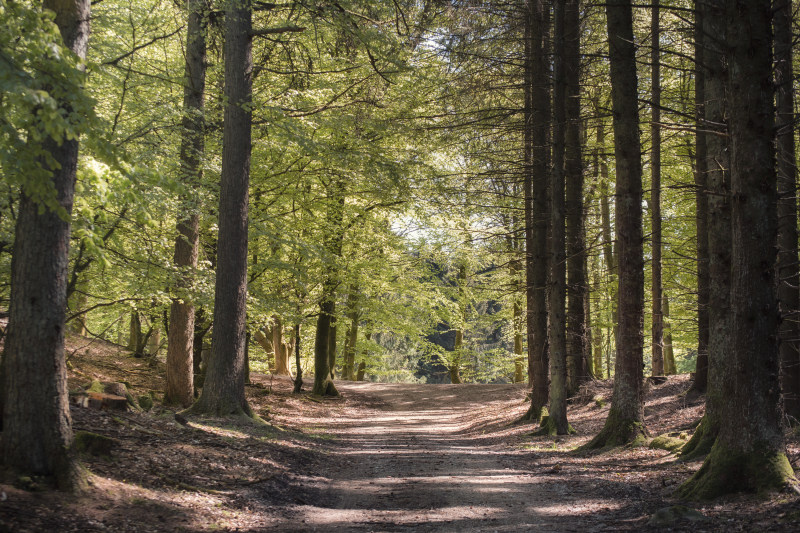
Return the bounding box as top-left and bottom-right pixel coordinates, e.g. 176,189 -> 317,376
267,382 -> 617,532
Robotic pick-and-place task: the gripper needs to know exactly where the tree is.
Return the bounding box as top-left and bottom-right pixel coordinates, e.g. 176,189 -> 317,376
680,0 -> 795,497
165,0 -> 208,407
187,0 -> 253,417
775,0 -> 800,421
583,0 -> 646,449
523,0 -> 550,422
1,0 -> 91,490
681,0 -> 728,459
649,0 -> 664,377
564,0 -> 588,393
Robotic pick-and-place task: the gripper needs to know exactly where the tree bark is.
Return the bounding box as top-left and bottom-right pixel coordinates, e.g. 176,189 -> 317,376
681,0 -> 795,496
186,0 -> 252,417
564,0 -> 588,394
584,0 -> 646,449
682,0 -> 729,458
1,0 -> 91,491
649,0 -> 664,377
774,0 -> 800,421
545,0 -> 569,435
272,316 -> 291,375
165,0 -> 207,407
688,0 -> 710,395
523,0 -> 550,421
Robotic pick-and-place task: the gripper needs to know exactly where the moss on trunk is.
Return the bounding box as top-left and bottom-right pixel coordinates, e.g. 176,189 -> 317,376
678,441 -> 796,499
579,407 -> 647,450
680,415 -> 716,461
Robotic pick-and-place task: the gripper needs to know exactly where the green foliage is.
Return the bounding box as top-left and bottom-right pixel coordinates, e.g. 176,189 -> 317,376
0,0 -> 96,216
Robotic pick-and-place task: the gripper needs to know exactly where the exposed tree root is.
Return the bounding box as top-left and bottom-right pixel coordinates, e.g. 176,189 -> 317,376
578,408 -> 648,451
312,378 -> 339,397
680,415 -> 716,461
534,415 -> 576,436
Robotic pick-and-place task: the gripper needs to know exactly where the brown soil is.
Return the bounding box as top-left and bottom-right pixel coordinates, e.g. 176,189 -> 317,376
1,336 -> 799,531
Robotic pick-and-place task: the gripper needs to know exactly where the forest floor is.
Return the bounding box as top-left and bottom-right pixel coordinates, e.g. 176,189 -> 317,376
1,336 -> 799,532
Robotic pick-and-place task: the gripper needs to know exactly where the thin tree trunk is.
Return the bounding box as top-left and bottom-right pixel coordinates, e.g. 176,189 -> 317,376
775,0 -> 800,421
650,0 -> 664,377
523,0 -> 550,421
165,0 -> 207,407
1,0 -> 91,491
681,0 -> 794,496
584,0 -> 646,449
544,0 -> 569,435
688,0 -> 710,395
565,0 -> 587,393
186,0 -> 252,417
293,323 -> 303,393
662,295 -> 676,374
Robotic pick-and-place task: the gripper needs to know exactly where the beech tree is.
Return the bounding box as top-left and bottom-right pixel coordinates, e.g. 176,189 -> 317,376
0,0 -> 92,490
187,0 -> 253,417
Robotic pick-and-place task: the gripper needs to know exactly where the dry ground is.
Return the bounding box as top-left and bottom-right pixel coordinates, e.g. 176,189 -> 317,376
0,335 -> 799,531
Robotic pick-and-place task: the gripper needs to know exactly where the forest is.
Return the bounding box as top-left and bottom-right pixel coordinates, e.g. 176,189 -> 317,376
1,0 -> 800,530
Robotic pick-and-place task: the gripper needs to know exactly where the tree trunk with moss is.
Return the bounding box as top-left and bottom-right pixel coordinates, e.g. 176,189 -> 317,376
680,0 -> 796,498
583,0 -> 646,449
1,0 -> 91,491
681,0 -> 728,457
186,0 -> 252,418
313,295 -> 339,396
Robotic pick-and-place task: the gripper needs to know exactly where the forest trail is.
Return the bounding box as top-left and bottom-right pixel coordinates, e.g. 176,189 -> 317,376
266,381 -> 642,532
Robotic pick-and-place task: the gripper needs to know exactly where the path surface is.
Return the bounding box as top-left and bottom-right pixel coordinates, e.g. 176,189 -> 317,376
264,382 -> 642,532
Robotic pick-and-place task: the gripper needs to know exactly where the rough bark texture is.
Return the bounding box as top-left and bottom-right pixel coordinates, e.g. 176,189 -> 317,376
523,0 -> 550,421
649,0 -> 664,377
547,0 -> 569,435
187,0 -> 252,418
685,0 -> 729,455
688,0 -> 710,394
681,0 -> 795,497
584,0 -> 646,449
775,0 -> 800,421
1,0 -> 91,491
564,0 -> 588,394
165,0 -> 207,407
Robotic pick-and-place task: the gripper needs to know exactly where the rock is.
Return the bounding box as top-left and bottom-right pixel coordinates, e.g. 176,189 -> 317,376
649,434 -> 687,453
647,505 -> 706,527
138,394 -> 154,411
73,431 -> 117,458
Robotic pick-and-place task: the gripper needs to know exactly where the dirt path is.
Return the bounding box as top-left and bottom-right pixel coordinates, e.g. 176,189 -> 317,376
264,382 -> 654,532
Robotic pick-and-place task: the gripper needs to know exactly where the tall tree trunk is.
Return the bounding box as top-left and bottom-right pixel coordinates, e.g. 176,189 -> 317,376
165,0 -> 207,407
688,0 -> 710,395
187,0 -> 252,417
1,0 -> 90,491
564,0 -> 587,393
681,0 -> 794,496
681,0 -> 729,459
523,0 -> 550,421
343,287 -> 359,381
775,0 -> 800,421
544,0 -> 569,435
584,0 -> 646,449
650,0 -> 664,377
